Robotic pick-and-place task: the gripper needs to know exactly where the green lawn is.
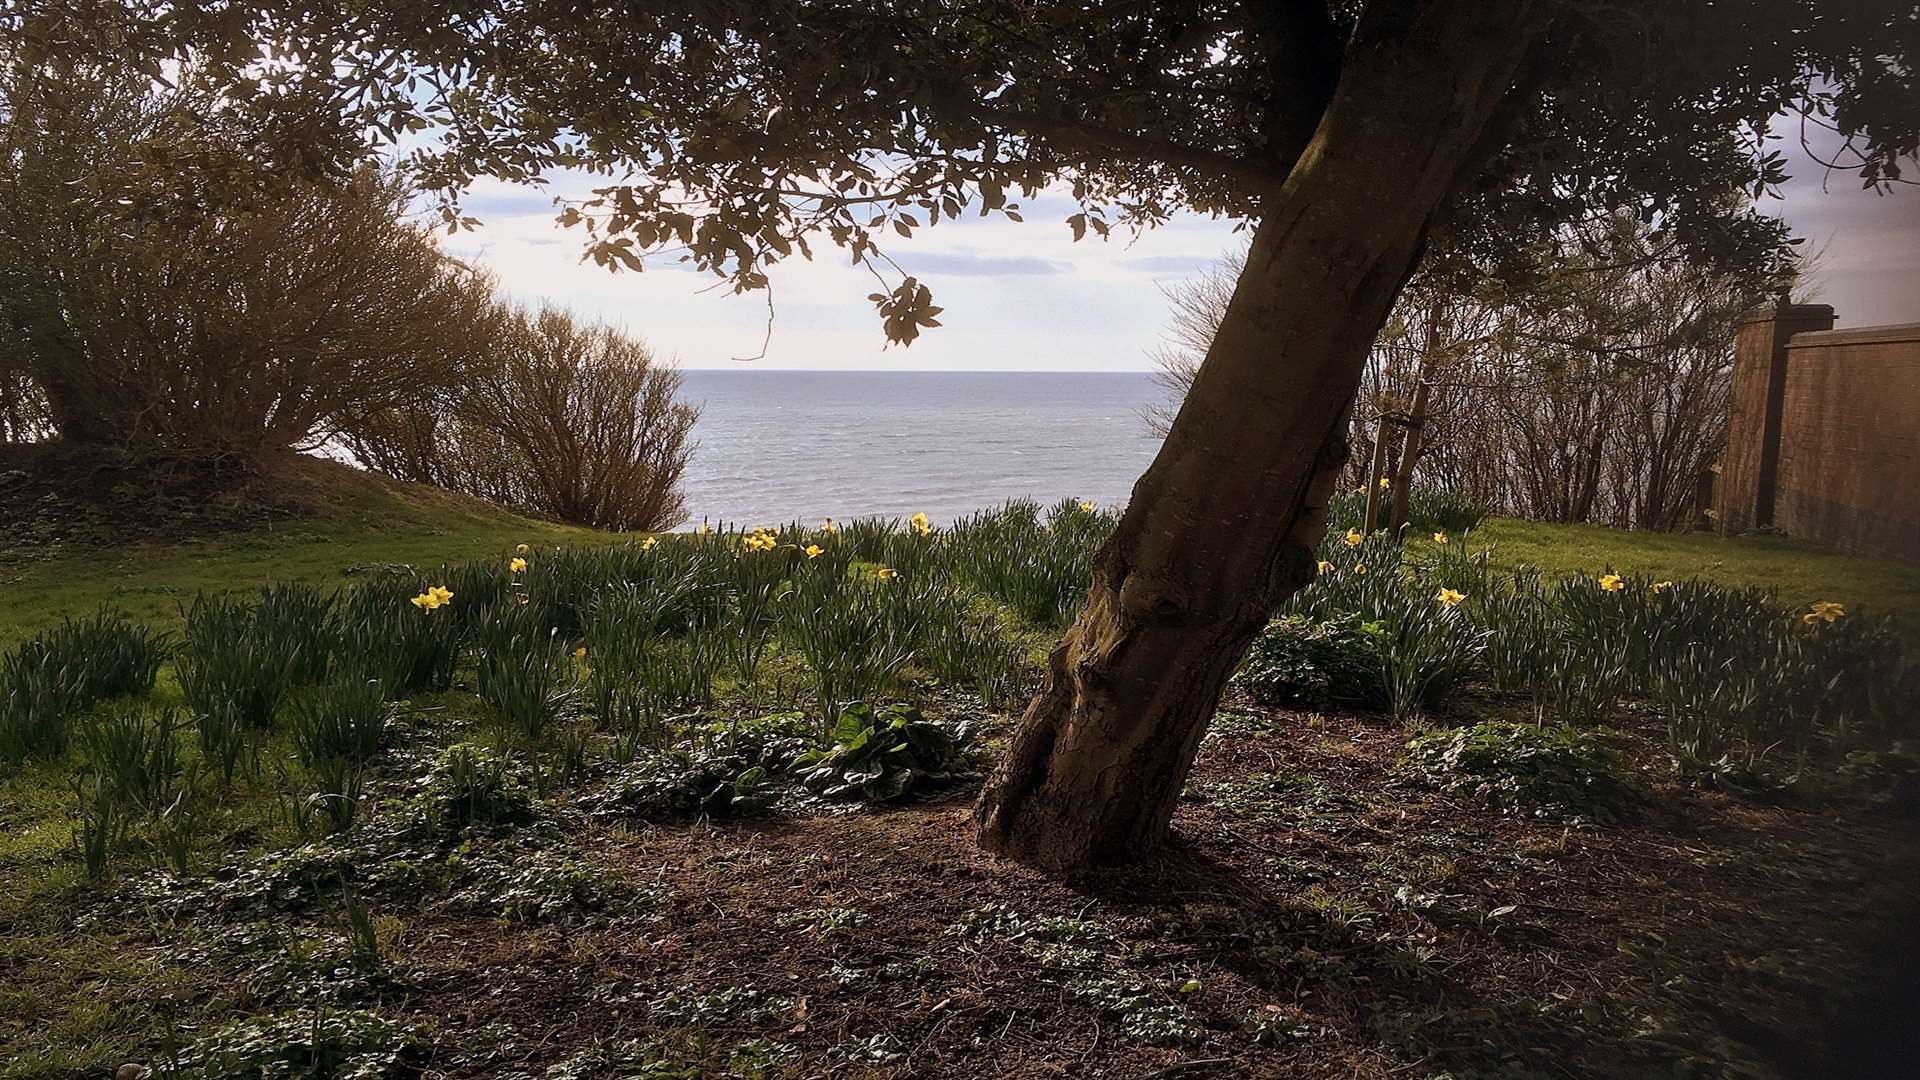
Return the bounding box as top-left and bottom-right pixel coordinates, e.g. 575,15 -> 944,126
0,476 -> 617,647
6,487 -> 1917,649
1461,517 -> 1920,626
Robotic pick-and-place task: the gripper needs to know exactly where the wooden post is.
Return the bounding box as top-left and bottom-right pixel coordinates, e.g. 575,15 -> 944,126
1720,298 -> 1834,533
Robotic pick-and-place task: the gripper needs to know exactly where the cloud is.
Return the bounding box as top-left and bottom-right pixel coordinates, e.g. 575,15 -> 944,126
1761,123 -> 1920,327
895,251 -> 1071,276
1117,254 -> 1220,274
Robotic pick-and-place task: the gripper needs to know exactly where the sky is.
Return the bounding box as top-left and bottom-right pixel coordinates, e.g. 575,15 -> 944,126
443,132 -> 1918,373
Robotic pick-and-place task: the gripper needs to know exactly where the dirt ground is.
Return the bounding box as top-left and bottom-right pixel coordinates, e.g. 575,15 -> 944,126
325,703 -> 1920,1079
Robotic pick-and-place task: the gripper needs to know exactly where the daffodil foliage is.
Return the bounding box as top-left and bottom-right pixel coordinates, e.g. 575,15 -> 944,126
10,0 -> 1915,343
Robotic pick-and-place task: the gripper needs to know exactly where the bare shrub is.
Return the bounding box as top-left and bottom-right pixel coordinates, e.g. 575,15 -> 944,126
1148,216 -> 1772,531
343,306 -> 697,532
0,66 -> 494,454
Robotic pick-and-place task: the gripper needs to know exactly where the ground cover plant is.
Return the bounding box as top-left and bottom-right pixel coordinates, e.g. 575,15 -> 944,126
1,495 -> 1916,1078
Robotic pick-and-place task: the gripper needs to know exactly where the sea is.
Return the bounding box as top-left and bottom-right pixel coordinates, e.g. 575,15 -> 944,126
675,370 -> 1167,527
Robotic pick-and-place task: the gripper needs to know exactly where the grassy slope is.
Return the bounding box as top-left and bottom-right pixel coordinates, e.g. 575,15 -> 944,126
0,460 -> 619,646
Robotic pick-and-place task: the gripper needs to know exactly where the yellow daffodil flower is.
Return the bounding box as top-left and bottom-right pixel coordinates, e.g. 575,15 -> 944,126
1803,600 -> 1846,624
1379,477 -> 1391,488
410,585 -> 453,612
1316,560 -> 1333,575
514,543 -> 530,555
696,522 -> 714,536
874,567 -> 898,580
1650,580 -> 1673,593
1343,529 -> 1364,547
1354,563 -> 1367,574
910,511 -> 932,536
1432,532 -> 1448,545
641,535 -> 658,551
1078,500 -> 1096,512
509,557 -> 527,573
1436,587 -> 1466,607
821,517 -> 837,533
574,646 -> 588,659
804,544 -> 824,559
1598,574 -> 1624,592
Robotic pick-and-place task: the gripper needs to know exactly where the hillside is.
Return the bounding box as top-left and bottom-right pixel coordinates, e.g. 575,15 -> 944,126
0,450 -> 616,645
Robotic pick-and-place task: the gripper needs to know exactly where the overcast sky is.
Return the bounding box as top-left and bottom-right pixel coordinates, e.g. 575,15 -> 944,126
445,134 -> 1917,372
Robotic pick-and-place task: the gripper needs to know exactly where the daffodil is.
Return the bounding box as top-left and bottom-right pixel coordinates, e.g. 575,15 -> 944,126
574,646 -> 588,659
509,557 -> 527,573
1078,500 -> 1096,513
1316,560 -> 1333,575
1353,563 -> 1367,574
1650,580 -> 1673,593
874,567 -> 898,581
1343,529 -> 1363,548
1432,532 -> 1448,545
1436,587 -> 1466,607
1379,477 -> 1391,489
696,522 -> 714,536
804,544 -> 824,559
410,585 -> 453,612
641,535 -> 657,551
820,517 -> 838,534
514,543 -> 530,555
1597,573 -> 1624,592
1803,600 -> 1845,624
910,511 -> 933,536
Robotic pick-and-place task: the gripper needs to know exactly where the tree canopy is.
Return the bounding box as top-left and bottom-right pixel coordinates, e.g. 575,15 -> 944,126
9,1 -> 1913,341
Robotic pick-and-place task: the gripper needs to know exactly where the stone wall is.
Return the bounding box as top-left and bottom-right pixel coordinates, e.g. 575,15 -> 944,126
1721,308 -> 1920,562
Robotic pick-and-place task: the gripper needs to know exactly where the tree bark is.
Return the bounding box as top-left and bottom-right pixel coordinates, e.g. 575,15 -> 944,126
1387,377 -> 1432,532
974,0 -> 1547,872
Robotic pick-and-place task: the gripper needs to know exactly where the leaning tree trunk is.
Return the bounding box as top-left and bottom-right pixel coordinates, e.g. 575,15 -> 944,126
974,0 -> 1547,871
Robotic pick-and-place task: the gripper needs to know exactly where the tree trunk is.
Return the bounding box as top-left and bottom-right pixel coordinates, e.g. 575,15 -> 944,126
974,0 -> 1547,872
1387,378 -> 1432,532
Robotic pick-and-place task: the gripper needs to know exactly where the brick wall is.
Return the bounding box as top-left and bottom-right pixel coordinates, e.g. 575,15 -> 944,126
1721,311 -> 1920,562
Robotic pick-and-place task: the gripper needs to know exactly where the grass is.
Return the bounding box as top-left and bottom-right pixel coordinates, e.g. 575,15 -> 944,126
1461,517 -> 1920,626
0,460 -> 616,647
2,474 -> 1917,1078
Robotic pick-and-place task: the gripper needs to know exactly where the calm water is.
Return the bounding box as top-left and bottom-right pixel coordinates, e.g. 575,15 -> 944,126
675,370 -> 1166,526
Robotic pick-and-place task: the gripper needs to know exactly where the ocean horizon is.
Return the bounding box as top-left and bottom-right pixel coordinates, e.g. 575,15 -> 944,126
674,369 -> 1167,527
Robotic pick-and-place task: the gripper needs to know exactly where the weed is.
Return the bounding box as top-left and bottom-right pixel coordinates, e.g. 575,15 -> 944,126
151,1007 -> 424,1079
289,678 -> 392,767
1401,721 -> 1648,821
792,701 -> 975,802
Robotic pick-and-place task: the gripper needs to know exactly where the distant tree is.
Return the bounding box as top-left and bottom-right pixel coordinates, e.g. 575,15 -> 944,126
342,305 -> 698,533
20,0 -> 1912,872
0,65 -> 493,454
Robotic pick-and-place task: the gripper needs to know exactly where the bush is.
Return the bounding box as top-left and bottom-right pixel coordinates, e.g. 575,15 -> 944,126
472,600 -> 580,740
1235,614 -> 1389,711
1401,721 -> 1648,821
0,608 -> 170,762
178,593 -> 300,730
342,305 -> 697,531
944,498 -> 1114,626
79,704 -> 185,819
289,678 -> 393,767
793,702 -> 976,803
0,70 -> 497,454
